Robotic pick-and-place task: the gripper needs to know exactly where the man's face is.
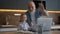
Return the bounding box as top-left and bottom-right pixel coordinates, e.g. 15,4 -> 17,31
28,3 -> 35,12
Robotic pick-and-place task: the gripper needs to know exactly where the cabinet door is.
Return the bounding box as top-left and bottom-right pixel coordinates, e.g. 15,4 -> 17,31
46,0 -> 58,10
33,0 -> 46,9
58,0 -> 60,10
0,0 -> 30,9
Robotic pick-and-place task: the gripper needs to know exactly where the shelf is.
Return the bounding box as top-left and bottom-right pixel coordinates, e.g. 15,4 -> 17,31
0,9 -> 60,14
0,25 -> 17,28
0,9 -> 27,12
51,25 -> 60,29
47,11 -> 60,14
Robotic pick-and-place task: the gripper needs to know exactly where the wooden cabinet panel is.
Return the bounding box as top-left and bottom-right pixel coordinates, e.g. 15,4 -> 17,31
0,31 -> 60,34
0,32 -> 16,34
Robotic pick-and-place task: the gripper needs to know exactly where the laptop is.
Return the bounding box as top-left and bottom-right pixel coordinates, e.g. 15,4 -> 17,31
37,16 -> 53,34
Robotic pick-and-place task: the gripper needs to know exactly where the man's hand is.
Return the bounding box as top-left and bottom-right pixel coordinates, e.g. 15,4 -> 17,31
30,22 -> 35,27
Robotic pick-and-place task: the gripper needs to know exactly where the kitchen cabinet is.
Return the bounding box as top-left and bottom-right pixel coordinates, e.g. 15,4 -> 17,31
0,0 -> 30,10
0,31 -> 60,34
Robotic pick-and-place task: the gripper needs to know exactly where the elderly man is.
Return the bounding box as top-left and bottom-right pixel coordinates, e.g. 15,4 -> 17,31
25,1 -> 48,33
25,1 -> 41,26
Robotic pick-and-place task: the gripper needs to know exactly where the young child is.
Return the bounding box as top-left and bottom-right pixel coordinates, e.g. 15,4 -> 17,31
18,14 -> 30,31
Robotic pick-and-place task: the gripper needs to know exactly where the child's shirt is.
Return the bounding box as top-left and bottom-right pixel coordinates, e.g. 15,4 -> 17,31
18,22 -> 29,31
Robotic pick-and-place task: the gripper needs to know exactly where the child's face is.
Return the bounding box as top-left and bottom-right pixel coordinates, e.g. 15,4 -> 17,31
22,15 -> 27,21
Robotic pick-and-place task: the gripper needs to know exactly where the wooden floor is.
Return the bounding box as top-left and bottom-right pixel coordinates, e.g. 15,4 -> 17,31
0,31 -> 60,34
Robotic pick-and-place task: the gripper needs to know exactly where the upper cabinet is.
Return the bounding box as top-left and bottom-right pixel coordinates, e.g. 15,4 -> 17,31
0,0 -> 59,10
46,0 -> 59,10
0,0 -> 30,10
34,0 -> 60,10
58,0 -> 60,10
33,0 -> 46,9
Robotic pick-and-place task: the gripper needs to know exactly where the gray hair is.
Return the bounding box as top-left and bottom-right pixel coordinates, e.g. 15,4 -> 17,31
28,1 -> 36,10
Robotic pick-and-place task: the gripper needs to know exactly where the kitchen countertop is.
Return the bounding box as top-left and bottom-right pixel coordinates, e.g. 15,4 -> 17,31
0,25 -> 60,32
0,28 -> 17,31
51,25 -> 60,29
0,25 -> 60,34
